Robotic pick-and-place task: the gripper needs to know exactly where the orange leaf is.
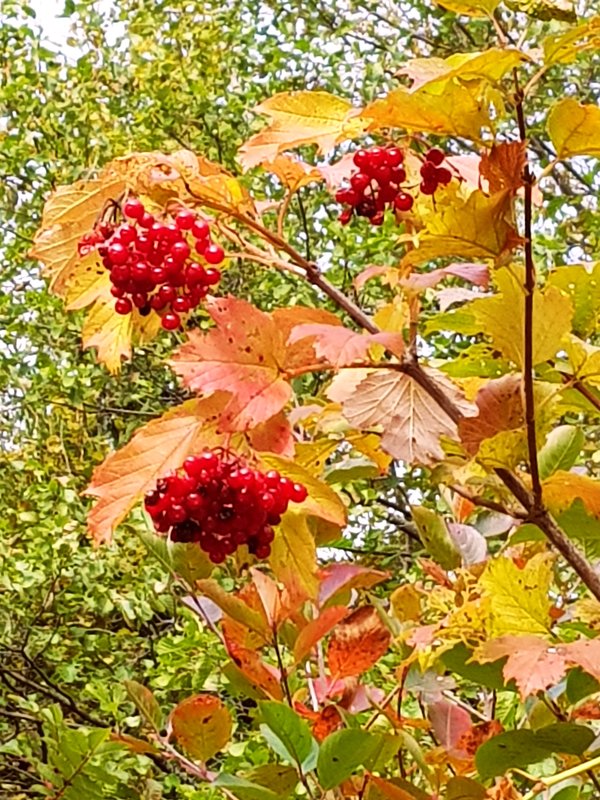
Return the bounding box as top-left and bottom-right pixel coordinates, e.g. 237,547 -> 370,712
367,775 -> 420,800
170,694 -> 232,761
262,154 -> 323,190
458,374 -> 524,455
224,636 -> 283,700
480,142 -> 526,194
294,606 -> 349,663
289,324 -> 404,367
327,606 -> 391,678
250,568 -> 286,630
85,397 -> 227,544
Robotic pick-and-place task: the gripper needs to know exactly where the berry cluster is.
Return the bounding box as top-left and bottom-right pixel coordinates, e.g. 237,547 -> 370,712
418,147 -> 452,196
80,199 -> 224,331
336,145 -> 411,226
335,145 -> 453,225
144,450 -> 308,564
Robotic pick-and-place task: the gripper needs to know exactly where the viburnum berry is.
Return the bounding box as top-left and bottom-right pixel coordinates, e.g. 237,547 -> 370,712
144,450 -> 308,563
78,200 -> 226,330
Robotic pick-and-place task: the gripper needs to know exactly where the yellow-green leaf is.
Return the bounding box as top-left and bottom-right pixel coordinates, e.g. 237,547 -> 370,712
270,514 -> 319,600
432,0 -> 499,16
507,0 -> 575,22
401,191 -> 520,267
548,99 -> 600,159
547,263 -> 600,337
238,92 -> 365,170
479,554 -> 553,638
543,16 -> 600,66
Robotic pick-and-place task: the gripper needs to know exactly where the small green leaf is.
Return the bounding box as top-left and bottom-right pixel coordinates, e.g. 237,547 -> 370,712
317,729 -> 384,789
411,506 -> 460,570
566,667 -> 600,705
446,776 -> 487,799
123,680 -> 163,733
538,425 -> 584,480
214,774 -> 280,800
441,643 -> 514,691
259,701 -> 315,767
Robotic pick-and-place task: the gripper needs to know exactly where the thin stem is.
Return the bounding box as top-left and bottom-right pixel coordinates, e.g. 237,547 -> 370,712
514,68 -> 542,510
450,484 -> 526,518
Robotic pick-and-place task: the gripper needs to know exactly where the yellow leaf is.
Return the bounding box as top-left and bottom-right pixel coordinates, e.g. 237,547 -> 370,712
543,16 -> 600,66
262,154 -> 323,190
238,91 -> 365,170
390,585 -> 423,622
258,453 -> 347,527
433,0 -> 499,15
85,396 -> 230,544
507,0 -> 576,21
295,439 -> 340,474
81,292 -> 134,374
543,471 -> 600,519
347,432 -> 393,473
479,554 -> 553,638
548,99 -> 600,159
270,514 -> 319,600
468,267 -> 573,368
401,191 -> 519,267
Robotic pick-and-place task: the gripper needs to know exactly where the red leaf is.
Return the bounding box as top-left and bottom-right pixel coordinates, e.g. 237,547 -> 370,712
427,699 -> 472,758
455,719 -> 504,756
224,635 -> 283,700
327,606 -> 391,678
293,606 -> 349,663
401,262 -> 490,292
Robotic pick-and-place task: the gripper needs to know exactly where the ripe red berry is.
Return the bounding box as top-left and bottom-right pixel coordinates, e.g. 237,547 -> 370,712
139,212 -> 155,229
289,483 -> 308,503
353,149 -> 369,168
420,179 -> 438,196
204,268 -> 220,285
172,296 -> 191,314
107,242 -> 129,265
204,244 -> 225,265
123,198 -> 145,220
426,147 -> 445,166
420,161 -> 438,181
161,311 -> 181,330
350,172 -> 371,193
384,147 -> 404,167
335,187 -> 358,205
170,241 -> 191,263
436,167 -> 452,185
175,209 -> 196,230
118,224 -> 137,245
115,297 -> 132,315
394,192 -> 414,212
191,220 -> 210,240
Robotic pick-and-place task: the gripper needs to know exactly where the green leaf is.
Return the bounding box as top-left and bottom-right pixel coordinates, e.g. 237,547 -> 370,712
441,643 -> 514,691
566,667 -> 600,705
123,680 -> 163,733
214,774 -> 281,800
446,776 -> 487,800
169,540 -> 214,583
411,506 -> 460,570
317,730 -> 385,789
476,723 -> 595,779
259,701 -> 315,767
538,425 -> 584,480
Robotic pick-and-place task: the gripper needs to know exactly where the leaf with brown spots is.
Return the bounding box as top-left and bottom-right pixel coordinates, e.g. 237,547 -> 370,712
327,606 -> 391,678
170,694 -> 232,761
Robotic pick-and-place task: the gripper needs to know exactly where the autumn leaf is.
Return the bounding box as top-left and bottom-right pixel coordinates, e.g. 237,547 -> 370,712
401,191 -> 519,268
170,694 -> 232,761
195,579 -> 271,638
474,634 -> 600,699
270,515 -> 319,600
479,554 -> 553,638
432,0 -> 499,16
548,99 -> 600,159
543,471 -> 600,519
480,142 -> 526,194
238,91 -> 365,170
293,607 -> 349,663
458,374 -> 524,455
329,366 -> 477,464
262,155 -> 323,191
318,564 -> 389,607
85,396 -> 230,544
427,699 -> 472,758
224,636 -> 284,700
543,16 -> 600,66
327,606 -> 391,678
288,323 -> 404,367
401,262 -> 490,292
547,263 -> 600,337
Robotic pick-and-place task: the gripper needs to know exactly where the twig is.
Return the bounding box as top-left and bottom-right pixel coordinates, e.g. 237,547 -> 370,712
450,484 -> 526,518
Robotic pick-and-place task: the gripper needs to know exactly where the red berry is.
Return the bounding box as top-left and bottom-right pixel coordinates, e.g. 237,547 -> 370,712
123,198 -> 145,220
353,149 -> 369,168
350,172 -> 371,193
139,212 -> 155,229
289,483 -> 308,503
384,147 -> 404,167
131,262 -> 150,283
394,192 -> 414,212
390,166 -> 406,184
204,268 -> 220,285
191,220 -> 210,240
107,242 -> 129,265
132,292 -> 148,308
115,297 -> 132,315
204,244 -> 225,265
159,285 -> 177,304
161,311 -> 181,330
426,147 -> 445,166
335,187 -> 359,205
195,239 -> 208,256
373,165 -> 392,185
436,167 -> 452,185
175,209 -> 196,230
151,295 -> 166,310
170,240 -> 191,262
118,224 -> 137,245
364,146 -> 386,172
371,211 -> 385,226
254,544 -> 271,559
150,266 -> 167,284
420,161 -> 438,181
339,208 -> 353,225
110,285 -> 125,298
172,296 -> 191,314
185,262 -> 206,285
420,180 -> 438,196
110,264 -> 130,284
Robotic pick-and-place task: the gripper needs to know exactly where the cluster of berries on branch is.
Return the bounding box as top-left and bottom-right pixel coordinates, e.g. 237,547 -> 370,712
335,145 -> 452,225
144,449 -> 308,564
79,199 -> 224,331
